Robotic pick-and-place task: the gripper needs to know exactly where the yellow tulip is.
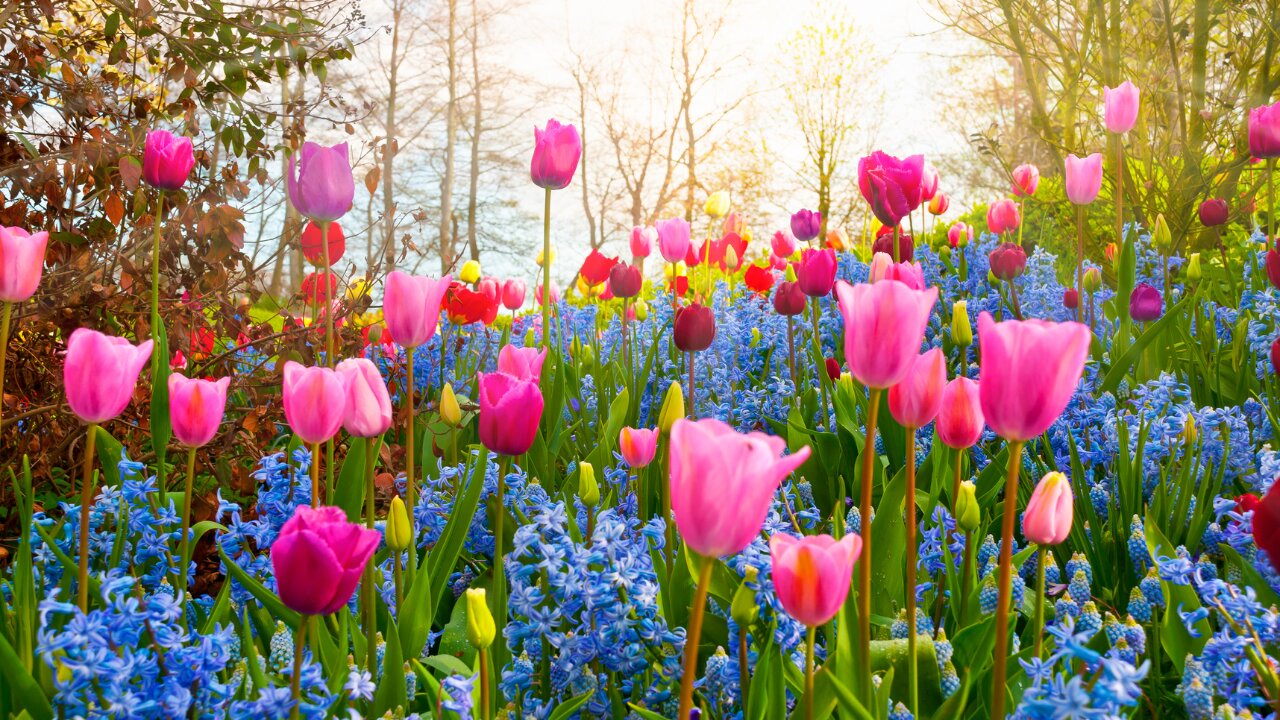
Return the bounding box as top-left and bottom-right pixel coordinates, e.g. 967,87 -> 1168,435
704,191 -> 731,219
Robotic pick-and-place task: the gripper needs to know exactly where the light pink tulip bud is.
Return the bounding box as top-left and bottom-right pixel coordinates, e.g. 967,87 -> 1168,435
770,533 -> 861,627
1023,471 -> 1073,545
63,328 -> 153,424
888,348 -> 946,429
1011,164 -> 1040,197
384,271 -> 451,348
630,225 -> 657,258
497,345 -> 547,384
936,377 -> 984,449
1103,81 -> 1140,135
1064,153 -> 1104,205
501,279 -> 526,310
167,374 -> 229,447
282,361 -> 345,444
0,227 -> 48,303
336,358 -> 393,438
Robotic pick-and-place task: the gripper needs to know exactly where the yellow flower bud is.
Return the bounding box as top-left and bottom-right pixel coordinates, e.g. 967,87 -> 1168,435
1152,213 -> 1171,250
730,566 -> 760,628
1082,267 -> 1103,294
386,496 -> 413,552
725,244 -> 739,270
465,588 -> 496,650
658,381 -> 685,434
704,191 -> 731,219
459,259 -> 481,284
1187,253 -> 1202,282
536,248 -> 556,267
633,299 -> 649,321
440,383 -> 461,427
346,276 -> 371,300
951,301 -> 972,347
955,480 -> 980,533
578,461 -> 599,508
523,328 -> 536,347
750,328 -> 762,348
1181,415 -> 1197,445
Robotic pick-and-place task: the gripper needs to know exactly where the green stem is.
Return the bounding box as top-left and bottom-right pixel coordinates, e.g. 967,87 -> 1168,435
363,436 -> 378,679
805,626 -> 816,720
289,616 -> 309,720
77,423 -> 99,612
738,628 -> 751,711
950,446 -> 964,506
151,192 -> 167,496
309,442 -> 321,508
479,647 -> 491,720
958,530 -> 975,625
541,188 -> 552,350
1033,546 -> 1047,659
0,302 -> 11,432
991,440 -> 1026,720
404,350 -> 417,590
858,387 -> 882,703
1075,205 -> 1085,323
905,431 -> 918,718
176,446 -> 197,592
320,219 -> 335,366
811,299 -> 830,429
677,559 -> 714,719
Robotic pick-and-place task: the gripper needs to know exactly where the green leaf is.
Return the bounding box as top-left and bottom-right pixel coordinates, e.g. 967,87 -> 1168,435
334,436 -> 377,521
0,632 -> 52,720
820,670 -> 873,720
419,654 -> 473,677
373,617 -> 408,715
94,426 -> 125,487
217,547 -> 301,629
1144,512 -> 1209,671
547,693 -> 592,720
871,467 -> 907,618
1100,295 -> 1191,395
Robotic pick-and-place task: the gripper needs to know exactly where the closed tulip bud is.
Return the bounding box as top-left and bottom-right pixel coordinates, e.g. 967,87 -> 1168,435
630,225 -> 656,258
888,348 -> 946,429
951,301 -> 972,346
784,264 -> 798,282
634,299 -> 649,321
1269,248 -> 1280,290
459,259 -> 481,284
658,381 -> 685,434
704,191 -> 731,219
1082,267 -> 1103,293
477,371 -> 544,456
536,247 -> 555,267
1181,415 -> 1198,446
773,281 -> 807,316
1064,153 -> 1104,205
750,328 -> 762,347
674,303 -> 716,352
731,566 -> 760,628
1103,81 -> 1140,135
928,192 -> 949,215
1187,253 -> 1202,282
770,532 -> 860,627
0,227 -> 49,303
986,198 -> 1021,235
271,506 -> 380,616
300,221 -> 346,267
282,361 -> 346,445
608,263 -> 643,299
1023,472 -> 1073,545
1011,164 -> 1040,197
939,245 -> 952,261
947,221 -> 970,249
385,496 -> 413,551
656,218 -> 692,264
772,229 -> 799,258
143,129 -> 196,191
988,242 -> 1027,280
336,358 -> 393,438
1271,335 -> 1280,374
530,119 -> 582,190
619,426 -> 658,468
440,383 -> 461,426
464,588 -> 496,649
1129,283 -> 1163,322
501,279 -> 526,310
1063,288 -> 1079,310
1152,214 -> 1171,250
955,480 -> 980,533
1250,102 -> 1280,159
64,329 -> 153,424
937,377 -> 984,449
1198,198 -> 1229,227
287,142 -> 355,222
790,209 -> 822,242
384,271 -> 451,349
724,244 -> 739,271
796,248 -> 837,297
578,461 -> 600,508
168,374 -> 230,447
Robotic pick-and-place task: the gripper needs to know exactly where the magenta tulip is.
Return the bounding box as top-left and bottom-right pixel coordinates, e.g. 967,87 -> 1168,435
1129,283 -> 1163,322
936,377 -> 984,449
0,226 -> 48,303
835,280 -> 938,390
286,141 -> 355,222
868,252 -> 924,290
1249,101 -> 1280,159
271,505 -> 380,616
790,209 -> 821,242
656,218 -> 692,264
987,198 -> 1021,235
477,371 -> 543,456
497,344 -> 547,384
167,374 -> 229,447
63,328 -> 153,424
619,426 -> 659,468
977,313 -> 1091,442
501,279 -> 526,310
947,222 -> 972,249
770,533 -> 861,627
988,242 -> 1028,281
336,358 -> 393,438
1023,472 -> 1073,545
795,248 -> 837,298
530,118 -> 582,190
1011,164 -> 1040,197
1103,81 -> 1140,134
1198,199 -> 1229,228
772,229 -> 798,258
888,348 -> 946,429
282,361 -> 345,445
1064,153 -> 1104,205
142,129 -> 196,191
384,271 -> 451,348
630,225 -> 657,258
858,151 -> 926,227
669,417 -> 810,558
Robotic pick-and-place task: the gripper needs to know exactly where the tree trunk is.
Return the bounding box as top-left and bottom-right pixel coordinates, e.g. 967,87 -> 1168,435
439,0 -> 458,274
382,0 -> 402,271
467,0 -> 482,263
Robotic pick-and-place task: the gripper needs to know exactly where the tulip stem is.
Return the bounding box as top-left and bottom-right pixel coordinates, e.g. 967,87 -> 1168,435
1114,138 -> 1125,259
320,220 -> 335,366
404,350 -> 417,555
811,299 -> 830,430
786,316 -> 798,400
151,193 -> 167,497
77,423 -> 99,613
991,439 -> 1025,720
857,387 -> 882,703
289,617 -> 308,720
950,446 -> 964,507
804,626 -> 816,720
392,551 -> 403,610
1033,545 -> 1047,659
1075,205 -> 1085,323
479,646 -> 491,720
0,301 -> 11,432
738,628 -> 751,710
958,530 -> 974,625
309,442 -> 321,508
687,352 -> 695,419
363,436 -> 378,680
176,446 -> 197,594
541,188 -> 552,350
677,557 -> 714,720
892,225 -> 900,264
905,430 -> 919,719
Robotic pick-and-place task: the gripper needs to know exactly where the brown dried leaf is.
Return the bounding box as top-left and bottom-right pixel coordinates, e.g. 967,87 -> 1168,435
119,155 -> 142,191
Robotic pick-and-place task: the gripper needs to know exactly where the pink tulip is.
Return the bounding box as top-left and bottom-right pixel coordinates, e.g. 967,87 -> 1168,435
630,225 -> 657,258
271,505 -> 380,616
1022,472 -> 1073,545
986,198 -> 1021,235
476,277 -> 500,303
336,358 -> 393,438
1103,81 -> 1140,135
0,226 -> 48,303
795,248 -> 837,298
867,252 -> 925,290
63,328 -> 153,424
936,377 -> 984,449
771,229 -> 798,258
1249,101 -> 1280,159
888,348 -> 946,429
858,151 -> 926,227
142,129 -> 196,191
501,279 -> 526,310
619,426 -> 658,468
769,533 -> 861,627
384,271 -> 451,348
497,344 -> 547,384
530,118 -> 582,190
1011,164 -> 1040,197
669,418 -> 810,558
656,218 -> 692,264
919,163 -> 940,202
835,280 -> 938,390
167,374 -> 229,447
286,141 -> 355,221
977,313 -> 1091,442
928,192 -> 949,215
478,371 -> 544,456
282,361 -> 345,445
1064,153 -> 1104,205
535,281 -> 560,306
947,221 -> 972,249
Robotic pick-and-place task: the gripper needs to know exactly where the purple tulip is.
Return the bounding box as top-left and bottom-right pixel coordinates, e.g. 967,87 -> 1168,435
1198,199 -> 1229,227
790,209 -> 821,242
530,118 -> 582,190
143,130 -> 196,191
287,142 -> 355,221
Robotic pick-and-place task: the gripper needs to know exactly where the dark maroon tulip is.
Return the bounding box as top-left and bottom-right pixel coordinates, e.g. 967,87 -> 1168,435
825,357 -> 841,381
871,228 -> 914,262
773,281 -> 807,316
858,151 -> 926,227
1272,335 -> 1280,375
1063,288 -> 1079,310
1198,198 -> 1229,227
608,262 -> 643,299
790,209 -> 822,242
988,242 -> 1027,281
674,303 -> 716,352
1128,283 -> 1163,322
1267,247 -> 1280,290
1253,480 -> 1280,569
796,248 -> 837,298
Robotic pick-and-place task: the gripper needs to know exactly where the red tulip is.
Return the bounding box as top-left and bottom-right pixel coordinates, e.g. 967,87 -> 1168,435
580,249 -> 620,287
773,281 -> 806,316
300,221 -> 346,266
1198,198 -> 1229,227
668,275 -> 688,298
871,225 -> 914,261
609,263 -> 643,299
1271,336 -> 1280,375
1265,247 -> 1280,290
1063,288 -> 1080,310
301,271 -> 338,304
825,357 -> 841,381
988,243 -> 1027,281
445,283 -> 499,326
1238,493 -> 1262,514
674,303 -> 716,353
1253,482 -> 1280,570
744,263 -> 774,294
